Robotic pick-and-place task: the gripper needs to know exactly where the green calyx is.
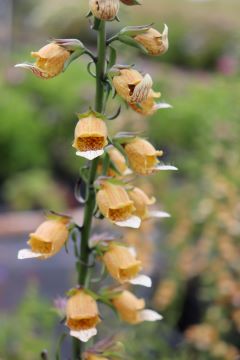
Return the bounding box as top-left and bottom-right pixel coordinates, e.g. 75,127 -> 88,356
76,108 -> 107,121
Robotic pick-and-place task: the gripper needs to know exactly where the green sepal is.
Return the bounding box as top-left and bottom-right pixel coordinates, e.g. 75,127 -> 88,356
66,288 -> 79,298
86,10 -> 92,18
44,210 -> 72,224
63,49 -> 85,72
108,158 -> 122,176
118,35 -> 149,54
84,288 -> 99,300
76,108 -> 107,121
120,0 -> 142,5
119,24 -> 152,37
113,131 -> 140,144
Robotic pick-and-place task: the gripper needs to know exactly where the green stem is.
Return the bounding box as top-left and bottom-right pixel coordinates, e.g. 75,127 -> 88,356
72,19 -> 106,360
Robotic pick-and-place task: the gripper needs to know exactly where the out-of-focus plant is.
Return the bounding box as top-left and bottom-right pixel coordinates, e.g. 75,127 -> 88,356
0,283 -> 56,360
3,169 -> 67,211
15,1 -> 176,359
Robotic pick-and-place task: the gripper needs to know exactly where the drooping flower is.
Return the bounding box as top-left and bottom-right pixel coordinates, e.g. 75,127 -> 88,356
98,146 -> 130,177
73,111 -> 108,160
112,68 -> 153,104
129,89 -> 172,116
89,0 -> 120,21
18,218 -> 69,260
96,182 -> 141,228
112,290 -> 163,324
124,137 -> 178,175
129,187 -> 170,220
102,243 -> 142,283
15,43 -> 70,79
134,25 -> 169,56
66,289 -> 101,342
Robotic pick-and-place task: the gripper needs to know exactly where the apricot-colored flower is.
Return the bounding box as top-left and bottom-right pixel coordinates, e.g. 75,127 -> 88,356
102,243 -> 142,283
134,25 -> 169,56
112,69 -> 153,104
18,219 -> 69,260
66,289 -> 100,342
124,138 -> 161,175
112,290 -> 162,324
73,112 -> 108,160
15,43 -> 70,79
96,182 -> 141,228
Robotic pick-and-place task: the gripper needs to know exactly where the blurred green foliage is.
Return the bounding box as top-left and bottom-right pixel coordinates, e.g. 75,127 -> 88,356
0,283 -> 56,360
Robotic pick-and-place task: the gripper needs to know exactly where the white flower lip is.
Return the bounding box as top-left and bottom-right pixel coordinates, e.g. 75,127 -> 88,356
156,165 -> 178,171
70,328 -> 97,342
18,249 -> 42,260
76,150 -> 104,160
114,216 -> 141,229
130,274 -> 152,288
154,102 -> 172,110
148,210 -> 171,219
139,309 -> 163,322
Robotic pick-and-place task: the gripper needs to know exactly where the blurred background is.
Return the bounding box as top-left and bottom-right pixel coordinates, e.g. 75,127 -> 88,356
0,0 -> 240,359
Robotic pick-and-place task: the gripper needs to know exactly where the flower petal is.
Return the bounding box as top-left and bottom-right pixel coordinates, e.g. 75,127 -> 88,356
154,102 -> 172,110
130,274 -> 152,287
148,210 -> 171,219
139,309 -> 163,322
70,328 -> 97,343
76,150 -> 104,160
15,63 -> 49,79
114,216 -> 141,229
155,165 -> 178,171
17,249 -> 42,260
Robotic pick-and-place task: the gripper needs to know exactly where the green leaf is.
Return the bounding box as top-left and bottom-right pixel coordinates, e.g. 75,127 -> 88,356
108,46 -> 117,69
63,49 -> 85,72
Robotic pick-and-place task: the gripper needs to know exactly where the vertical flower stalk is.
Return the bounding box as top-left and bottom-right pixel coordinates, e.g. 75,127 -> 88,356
15,1 -> 176,359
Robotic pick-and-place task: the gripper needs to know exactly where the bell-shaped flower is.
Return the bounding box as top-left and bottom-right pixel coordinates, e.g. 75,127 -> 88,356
18,218 -> 69,260
102,243 -> 143,284
73,111 -> 108,160
15,43 -> 70,79
134,25 -> 169,56
96,182 -> 141,228
112,68 -> 153,104
103,146 -> 131,177
66,289 -> 101,343
125,138 -> 177,175
129,187 -> 170,220
89,0 -> 120,21
112,290 -> 163,324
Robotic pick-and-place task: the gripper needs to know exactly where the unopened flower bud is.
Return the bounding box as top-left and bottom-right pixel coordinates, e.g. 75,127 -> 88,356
73,112 -> 108,160
134,25 -> 169,56
112,290 -> 163,324
112,68 -> 153,104
18,219 -> 69,260
89,0 -> 120,21
96,182 -> 135,223
66,289 -> 100,342
102,243 -> 142,283
15,43 -> 70,79
128,187 -> 155,219
125,138 -> 163,175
